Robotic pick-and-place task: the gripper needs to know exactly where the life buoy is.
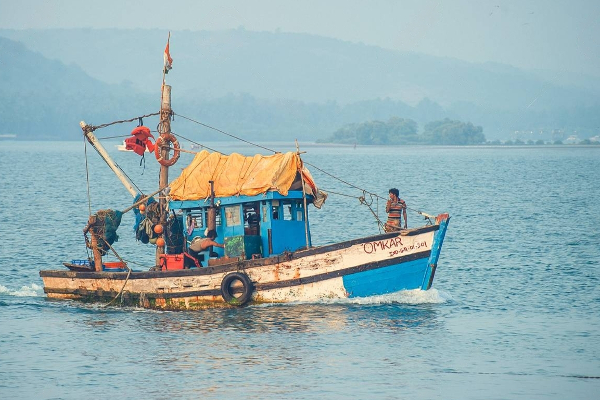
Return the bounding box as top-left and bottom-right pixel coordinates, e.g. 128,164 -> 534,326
220,272 -> 253,306
154,133 -> 180,167
126,126 -> 155,155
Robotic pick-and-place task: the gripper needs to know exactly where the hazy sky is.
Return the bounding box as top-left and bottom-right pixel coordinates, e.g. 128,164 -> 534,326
1,0 -> 599,77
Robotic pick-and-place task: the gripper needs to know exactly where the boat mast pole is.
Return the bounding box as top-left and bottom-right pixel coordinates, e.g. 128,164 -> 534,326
157,83 -> 172,264
155,32 -> 174,265
80,121 -> 138,197
295,141 -> 310,250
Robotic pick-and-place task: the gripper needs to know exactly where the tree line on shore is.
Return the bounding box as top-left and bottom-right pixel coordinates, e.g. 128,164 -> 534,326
318,117 -> 486,145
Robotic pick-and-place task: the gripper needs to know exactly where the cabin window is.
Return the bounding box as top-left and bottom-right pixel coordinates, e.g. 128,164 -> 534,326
188,210 -> 203,229
276,201 -> 304,221
283,201 -> 293,221
225,205 -> 241,226
296,207 -> 304,221
272,200 -> 280,220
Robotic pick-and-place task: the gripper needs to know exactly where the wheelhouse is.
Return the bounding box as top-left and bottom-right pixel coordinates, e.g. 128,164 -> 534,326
170,190 -> 313,261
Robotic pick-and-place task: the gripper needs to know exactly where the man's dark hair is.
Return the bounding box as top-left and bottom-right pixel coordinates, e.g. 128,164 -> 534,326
207,229 -> 217,239
389,188 -> 399,197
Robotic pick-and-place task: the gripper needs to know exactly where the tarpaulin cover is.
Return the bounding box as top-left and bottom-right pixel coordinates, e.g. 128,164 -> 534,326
169,150 -> 327,207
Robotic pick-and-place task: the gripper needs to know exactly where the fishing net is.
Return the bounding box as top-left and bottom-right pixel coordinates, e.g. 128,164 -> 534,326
87,209 -> 123,254
96,209 -> 122,241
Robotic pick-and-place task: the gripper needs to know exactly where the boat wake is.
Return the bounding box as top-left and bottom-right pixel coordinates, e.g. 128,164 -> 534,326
0,281 -> 452,307
255,288 -> 453,308
340,288 -> 452,305
0,283 -> 45,297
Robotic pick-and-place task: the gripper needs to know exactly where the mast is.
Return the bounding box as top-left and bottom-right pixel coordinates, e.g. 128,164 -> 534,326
156,85 -> 172,263
295,140 -> 310,250
156,33 -> 173,263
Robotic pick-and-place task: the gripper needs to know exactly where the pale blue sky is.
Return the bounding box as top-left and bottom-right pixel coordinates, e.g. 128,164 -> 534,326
1,0 -> 598,77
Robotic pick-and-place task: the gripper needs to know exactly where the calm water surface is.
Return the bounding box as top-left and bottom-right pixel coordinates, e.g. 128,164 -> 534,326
1,141 -> 599,399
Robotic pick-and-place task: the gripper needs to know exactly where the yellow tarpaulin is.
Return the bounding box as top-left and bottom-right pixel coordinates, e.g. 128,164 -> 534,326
169,150 -> 327,207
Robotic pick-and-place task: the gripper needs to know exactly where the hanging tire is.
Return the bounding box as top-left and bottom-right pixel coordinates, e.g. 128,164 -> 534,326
220,272 -> 253,306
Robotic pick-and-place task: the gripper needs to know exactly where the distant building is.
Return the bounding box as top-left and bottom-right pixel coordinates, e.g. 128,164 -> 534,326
564,135 -> 579,144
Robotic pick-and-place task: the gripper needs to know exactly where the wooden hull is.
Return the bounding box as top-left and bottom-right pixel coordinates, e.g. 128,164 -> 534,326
40,218 -> 449,310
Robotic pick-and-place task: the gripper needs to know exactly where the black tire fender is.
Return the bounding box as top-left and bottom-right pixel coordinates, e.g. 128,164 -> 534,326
220,272 -> 253,306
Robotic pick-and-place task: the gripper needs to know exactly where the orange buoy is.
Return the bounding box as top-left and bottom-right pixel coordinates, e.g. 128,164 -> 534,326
153,224 -> 164,234
156,237 -> 165,247
139,204 -> 146,213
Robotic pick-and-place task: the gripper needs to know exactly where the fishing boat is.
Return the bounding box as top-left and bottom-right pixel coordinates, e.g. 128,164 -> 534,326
39,38 -> 450,309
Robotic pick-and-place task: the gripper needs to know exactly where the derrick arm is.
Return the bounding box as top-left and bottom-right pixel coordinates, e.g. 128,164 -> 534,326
80,120 -> 139,198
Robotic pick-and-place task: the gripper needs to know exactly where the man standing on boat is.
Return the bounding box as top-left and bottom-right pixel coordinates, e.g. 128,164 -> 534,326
385,188 -> 407,232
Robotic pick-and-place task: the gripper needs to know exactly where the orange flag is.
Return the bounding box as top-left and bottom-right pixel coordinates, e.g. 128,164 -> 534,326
164,37 -> 173,74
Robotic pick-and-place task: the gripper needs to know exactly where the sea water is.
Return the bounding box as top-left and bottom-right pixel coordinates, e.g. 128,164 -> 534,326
0,141 -> 599,399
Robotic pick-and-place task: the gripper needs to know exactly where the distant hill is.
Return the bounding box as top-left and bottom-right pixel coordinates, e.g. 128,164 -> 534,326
1,28 -> 599,141
0,36 -> 155,140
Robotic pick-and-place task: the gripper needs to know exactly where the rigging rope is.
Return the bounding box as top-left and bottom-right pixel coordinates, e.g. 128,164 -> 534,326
174,113 -> 278,153
83,135 -> 95,261
170,131 -> 220,153
304,161 -> 377,195
88,112 -> 160,131
96,134 -> 131,140
358,191 -> 384,232
83,135 -> 92,217
105,267 -> 132,307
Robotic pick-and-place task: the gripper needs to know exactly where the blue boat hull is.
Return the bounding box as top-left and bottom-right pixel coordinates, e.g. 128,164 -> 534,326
343,216 -> 449,297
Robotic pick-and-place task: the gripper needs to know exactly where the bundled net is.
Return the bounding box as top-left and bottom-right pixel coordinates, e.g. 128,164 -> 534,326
90,209 -> 123,254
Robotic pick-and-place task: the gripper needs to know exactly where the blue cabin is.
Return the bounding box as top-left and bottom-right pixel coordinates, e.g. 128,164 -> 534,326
170,190 -> 312,262
166,150 -> 326,265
